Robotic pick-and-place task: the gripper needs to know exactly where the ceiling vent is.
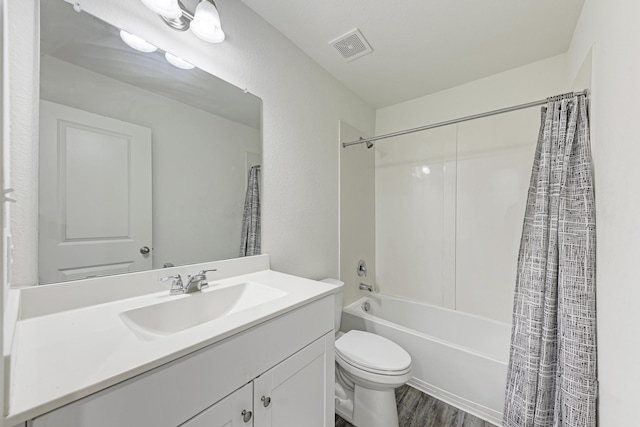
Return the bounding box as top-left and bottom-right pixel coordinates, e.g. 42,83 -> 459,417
329,29 -> 373,62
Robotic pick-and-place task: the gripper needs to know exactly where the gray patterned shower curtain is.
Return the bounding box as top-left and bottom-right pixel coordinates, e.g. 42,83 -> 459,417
503,94 -> 597,427
240,165 -> 261,257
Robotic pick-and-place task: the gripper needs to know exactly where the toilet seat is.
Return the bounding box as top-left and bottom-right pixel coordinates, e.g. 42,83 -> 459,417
335,330 -> 412,376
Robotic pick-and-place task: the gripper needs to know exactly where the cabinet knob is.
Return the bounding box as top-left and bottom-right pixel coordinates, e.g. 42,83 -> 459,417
241,409 -> 253,423
261,395 -> 272,407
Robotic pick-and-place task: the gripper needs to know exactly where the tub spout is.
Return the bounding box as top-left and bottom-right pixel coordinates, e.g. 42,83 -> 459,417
359,283 -> 373,292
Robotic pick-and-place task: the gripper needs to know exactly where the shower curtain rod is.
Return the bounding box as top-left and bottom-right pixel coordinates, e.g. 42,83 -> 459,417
342,89 -> 590,148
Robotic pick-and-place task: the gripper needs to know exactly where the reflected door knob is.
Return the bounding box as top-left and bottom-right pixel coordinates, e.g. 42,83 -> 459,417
241,409 -> 252,423
140,246 -> 151,255
261,396 -> 271,407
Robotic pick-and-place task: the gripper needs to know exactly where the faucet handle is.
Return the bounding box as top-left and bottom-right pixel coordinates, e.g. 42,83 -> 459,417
160,274 -> 184,295
160,273 -> 182,282
194,269 -> 217,290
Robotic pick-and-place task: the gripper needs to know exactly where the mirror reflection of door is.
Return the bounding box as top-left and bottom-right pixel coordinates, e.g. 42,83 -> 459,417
39,100 -> 152,283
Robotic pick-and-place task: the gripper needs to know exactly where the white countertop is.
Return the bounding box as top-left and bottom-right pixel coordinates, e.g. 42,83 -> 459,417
5,262 -> 338,425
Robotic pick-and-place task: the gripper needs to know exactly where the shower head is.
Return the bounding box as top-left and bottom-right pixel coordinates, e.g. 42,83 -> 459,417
356,137 -> 374,149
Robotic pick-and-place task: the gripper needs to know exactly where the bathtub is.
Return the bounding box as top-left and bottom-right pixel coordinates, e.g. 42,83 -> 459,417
341,294 -> 511,426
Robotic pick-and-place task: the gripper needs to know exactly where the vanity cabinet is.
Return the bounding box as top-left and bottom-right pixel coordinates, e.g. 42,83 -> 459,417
28,296 -> 335,427
180,383 -> 253,427
252,334 -> 328,427
181,335 -> 329,427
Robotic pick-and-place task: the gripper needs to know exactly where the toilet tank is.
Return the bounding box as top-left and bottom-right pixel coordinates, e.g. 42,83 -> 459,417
320,278 -> 345,332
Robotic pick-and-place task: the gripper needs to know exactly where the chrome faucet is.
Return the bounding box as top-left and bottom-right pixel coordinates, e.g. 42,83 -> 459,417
359,283 -> 373,292
183,269 -> 217,293
159,269 -> 217,295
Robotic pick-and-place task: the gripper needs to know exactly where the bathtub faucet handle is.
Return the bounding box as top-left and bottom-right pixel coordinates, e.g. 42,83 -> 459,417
357,260 -> 368,277
359,283 -> 373,292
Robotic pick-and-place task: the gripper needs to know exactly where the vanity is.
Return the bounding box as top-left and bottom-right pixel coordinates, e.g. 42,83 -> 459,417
5,255 -> 338,426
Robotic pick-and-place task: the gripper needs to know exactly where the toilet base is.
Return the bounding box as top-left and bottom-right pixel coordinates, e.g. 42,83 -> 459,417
335,382 -> 399,427
335,399 -> 355,424
353,385 -> 399,427
335,382 -> 355,423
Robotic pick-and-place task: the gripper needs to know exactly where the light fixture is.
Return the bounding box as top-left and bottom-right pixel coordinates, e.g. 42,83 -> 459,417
165,52 -> 195,69
190,1 -> 225,43
119,30 -> 158,53
140,0 -> 182,19
140,0 -> 226,44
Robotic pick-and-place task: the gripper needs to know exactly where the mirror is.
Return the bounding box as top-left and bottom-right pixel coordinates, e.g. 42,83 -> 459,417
37,0 -> 262,284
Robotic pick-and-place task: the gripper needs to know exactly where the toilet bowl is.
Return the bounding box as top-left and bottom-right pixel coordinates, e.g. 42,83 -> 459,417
321,279 -> 413,427
335,330 -> 413,426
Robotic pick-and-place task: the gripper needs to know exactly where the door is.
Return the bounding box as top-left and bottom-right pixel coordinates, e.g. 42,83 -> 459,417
180,382 -> 254,427
39,100 -> 152,283
253,335 -> 333,427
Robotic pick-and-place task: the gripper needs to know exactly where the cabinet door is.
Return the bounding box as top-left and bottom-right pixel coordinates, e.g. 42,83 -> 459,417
180,382 -> 253,427
253,333 -> 334,427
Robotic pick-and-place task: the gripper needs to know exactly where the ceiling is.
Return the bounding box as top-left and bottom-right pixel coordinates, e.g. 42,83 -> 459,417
241,0 -> 585,108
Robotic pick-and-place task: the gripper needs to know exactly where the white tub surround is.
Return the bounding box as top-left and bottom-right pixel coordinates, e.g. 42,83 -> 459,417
341,294 -> 511,426
4,255 -> 340,425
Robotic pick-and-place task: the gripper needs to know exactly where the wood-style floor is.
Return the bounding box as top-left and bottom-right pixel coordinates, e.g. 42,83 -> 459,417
335,385 -> 495,427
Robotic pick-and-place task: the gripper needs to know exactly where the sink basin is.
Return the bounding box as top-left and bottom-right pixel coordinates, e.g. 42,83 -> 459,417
120,281 -> 287,341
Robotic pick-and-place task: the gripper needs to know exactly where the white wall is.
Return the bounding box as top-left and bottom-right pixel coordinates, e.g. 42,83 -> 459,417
6,0 -> 38,287
375,54 -> 569,323
567,0 -> 640,423
0,0 -> 6,421
40,56 -> 260,272
7,0 -> 375,286
339,121 -> 375,306
376,54 -> 569,136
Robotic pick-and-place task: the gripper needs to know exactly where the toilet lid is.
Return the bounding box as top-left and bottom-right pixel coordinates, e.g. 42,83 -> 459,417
335,330 -> 411,373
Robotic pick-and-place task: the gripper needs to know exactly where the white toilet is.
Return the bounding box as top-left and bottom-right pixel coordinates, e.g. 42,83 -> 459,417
322,279 -> 413,427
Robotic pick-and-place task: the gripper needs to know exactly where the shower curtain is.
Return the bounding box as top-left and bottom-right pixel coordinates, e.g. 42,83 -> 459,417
503,94 -> 597,427
240,165 -> 261,257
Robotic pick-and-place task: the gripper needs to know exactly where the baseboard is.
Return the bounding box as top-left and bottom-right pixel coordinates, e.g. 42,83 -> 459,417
406,378 -> 502,426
